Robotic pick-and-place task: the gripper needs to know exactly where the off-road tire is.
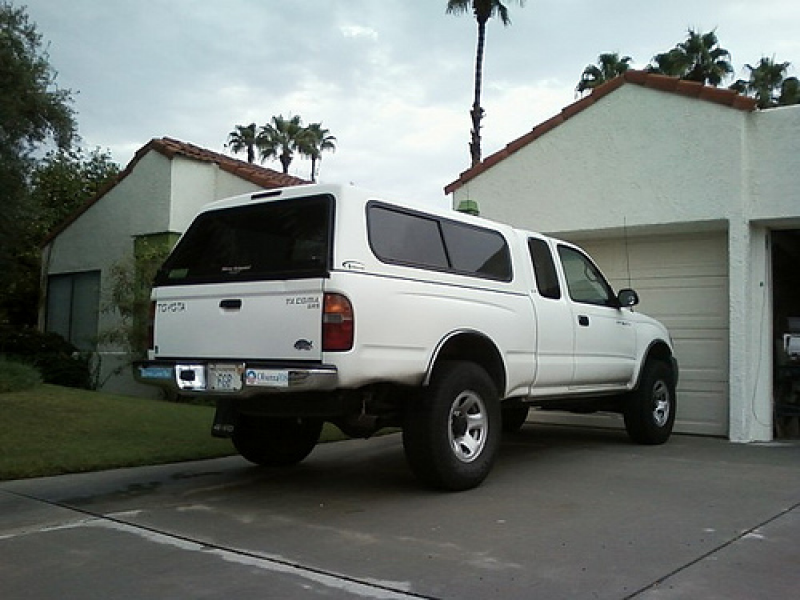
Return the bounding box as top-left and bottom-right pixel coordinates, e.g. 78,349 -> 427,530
232,415 -> 322,467
624,360 -> 676,445
403,361 -> 501,491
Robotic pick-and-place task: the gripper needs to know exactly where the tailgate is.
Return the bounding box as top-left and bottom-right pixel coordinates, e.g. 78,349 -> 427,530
153,280 -> 324,361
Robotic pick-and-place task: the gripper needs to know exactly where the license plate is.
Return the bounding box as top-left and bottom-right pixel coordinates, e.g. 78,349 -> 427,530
208,364 -> 243,391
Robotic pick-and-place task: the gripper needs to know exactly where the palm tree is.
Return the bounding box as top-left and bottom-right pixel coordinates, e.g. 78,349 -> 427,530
730,57 -> 799,109
257,114 -> 304,174
576,52 -> 632,96
648,29 -> 733,86
225,123 -> 258,163
446,0 -> 525,167
298,123 -> 336,183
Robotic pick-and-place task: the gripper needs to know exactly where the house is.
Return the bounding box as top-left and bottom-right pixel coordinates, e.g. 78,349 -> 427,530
446,71 -> 800,442
40,137 -> 307,395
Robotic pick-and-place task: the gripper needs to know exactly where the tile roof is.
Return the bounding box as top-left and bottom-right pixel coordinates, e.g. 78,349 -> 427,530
444,70 -> 758,195
145,137 -> 308,189
43,137 -> 308,244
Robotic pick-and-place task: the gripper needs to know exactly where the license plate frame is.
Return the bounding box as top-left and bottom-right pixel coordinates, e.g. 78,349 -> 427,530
208,363 -> 244,392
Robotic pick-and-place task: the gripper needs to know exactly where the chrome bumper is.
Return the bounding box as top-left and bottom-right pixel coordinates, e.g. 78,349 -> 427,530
133,360 -> 338,396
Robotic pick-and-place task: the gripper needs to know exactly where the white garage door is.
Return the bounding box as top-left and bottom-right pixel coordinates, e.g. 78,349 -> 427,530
531,231 -> 729,437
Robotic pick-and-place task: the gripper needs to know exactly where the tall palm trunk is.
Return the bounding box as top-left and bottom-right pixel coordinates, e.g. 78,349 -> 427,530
470,17 -> 488,167
309,156 -> 318,183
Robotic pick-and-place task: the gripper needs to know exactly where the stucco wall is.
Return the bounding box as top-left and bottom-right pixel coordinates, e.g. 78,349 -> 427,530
747,105 -> 800,224
454,85 -> 748,235
168,157 -> 267,233
46,151 -> 172,277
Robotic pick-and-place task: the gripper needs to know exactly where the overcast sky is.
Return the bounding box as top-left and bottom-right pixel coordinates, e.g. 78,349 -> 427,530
22,0 -> 800,205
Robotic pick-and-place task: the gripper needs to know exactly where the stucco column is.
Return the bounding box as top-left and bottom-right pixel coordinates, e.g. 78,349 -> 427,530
728,220 -> 773,442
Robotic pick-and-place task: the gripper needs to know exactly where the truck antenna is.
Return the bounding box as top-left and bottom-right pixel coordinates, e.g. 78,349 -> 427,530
624,216 -> 632,289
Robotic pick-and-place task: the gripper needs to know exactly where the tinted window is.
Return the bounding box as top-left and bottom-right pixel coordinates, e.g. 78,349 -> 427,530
368,204 -> 511,281
368,206 -> 449,269
557,245 -> 616,306
441,221 -> 511,280
528,238 -> 561,299
155,195 -> 332,285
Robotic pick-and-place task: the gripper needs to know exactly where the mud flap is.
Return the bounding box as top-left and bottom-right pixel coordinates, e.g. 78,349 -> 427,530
211,398 -> 238,438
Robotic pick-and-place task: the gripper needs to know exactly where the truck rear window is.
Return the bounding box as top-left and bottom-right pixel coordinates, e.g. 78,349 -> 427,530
155,195 -> 332,286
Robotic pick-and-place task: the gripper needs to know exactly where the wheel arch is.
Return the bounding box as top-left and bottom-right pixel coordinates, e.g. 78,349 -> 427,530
636,340 -> 678,389
425,330 -> 506,395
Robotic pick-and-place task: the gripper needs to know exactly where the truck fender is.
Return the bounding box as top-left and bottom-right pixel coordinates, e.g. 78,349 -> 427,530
423,329 -> 507,395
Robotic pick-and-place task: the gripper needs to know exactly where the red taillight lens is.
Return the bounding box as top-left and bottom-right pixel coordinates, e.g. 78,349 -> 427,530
322,293 -> 354,352
147,301 -> 156,350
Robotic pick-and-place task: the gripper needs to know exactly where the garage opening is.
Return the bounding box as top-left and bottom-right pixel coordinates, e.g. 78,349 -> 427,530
772,230 -> 800,439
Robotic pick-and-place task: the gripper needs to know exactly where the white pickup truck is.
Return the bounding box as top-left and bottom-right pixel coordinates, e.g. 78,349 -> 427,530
134,184 -> 678,490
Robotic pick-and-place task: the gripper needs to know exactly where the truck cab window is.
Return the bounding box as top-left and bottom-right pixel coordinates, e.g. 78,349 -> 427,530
557,245 -> 616,306
528,238 -> 561,299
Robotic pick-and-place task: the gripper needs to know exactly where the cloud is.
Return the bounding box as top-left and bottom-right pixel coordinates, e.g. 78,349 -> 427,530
339,24 -> 379,41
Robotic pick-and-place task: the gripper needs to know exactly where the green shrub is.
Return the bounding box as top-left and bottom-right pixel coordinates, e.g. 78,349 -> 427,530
0,325 -> 90,389
0,356 -> 42,393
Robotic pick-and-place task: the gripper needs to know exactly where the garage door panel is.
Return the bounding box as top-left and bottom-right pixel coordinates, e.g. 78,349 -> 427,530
538,232 -> 730,437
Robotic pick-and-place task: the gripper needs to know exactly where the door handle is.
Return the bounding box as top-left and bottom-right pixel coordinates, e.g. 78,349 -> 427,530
220,299 -> 242,310
578,315 -> 590,327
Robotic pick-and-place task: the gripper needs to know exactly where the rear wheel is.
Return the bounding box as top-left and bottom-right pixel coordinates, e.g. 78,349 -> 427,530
232,415 -> 322,466
403,361 -> 501,491
624,360 -> 676,445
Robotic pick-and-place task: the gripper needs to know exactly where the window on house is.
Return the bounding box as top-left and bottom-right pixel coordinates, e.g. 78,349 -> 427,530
46,271 -> 101,351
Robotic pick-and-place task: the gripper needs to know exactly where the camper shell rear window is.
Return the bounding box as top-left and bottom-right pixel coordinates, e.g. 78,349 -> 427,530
367,203 -> 512,281
155,194 -> 333,286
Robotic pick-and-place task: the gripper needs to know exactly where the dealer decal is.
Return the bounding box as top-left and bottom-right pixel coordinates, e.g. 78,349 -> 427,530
285,296 -> 320,310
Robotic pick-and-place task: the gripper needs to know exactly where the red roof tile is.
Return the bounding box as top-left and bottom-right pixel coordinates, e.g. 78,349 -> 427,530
43,137 -> 308,244
444,70 -> 758,195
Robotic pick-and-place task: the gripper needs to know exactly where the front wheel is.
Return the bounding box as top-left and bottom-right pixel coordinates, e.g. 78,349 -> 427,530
403,361 -> 501,491
624,361 -> 676,445
232,415 -> 322,467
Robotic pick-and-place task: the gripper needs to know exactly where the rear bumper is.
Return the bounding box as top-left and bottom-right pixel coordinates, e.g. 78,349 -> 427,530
133,360 -> 338,397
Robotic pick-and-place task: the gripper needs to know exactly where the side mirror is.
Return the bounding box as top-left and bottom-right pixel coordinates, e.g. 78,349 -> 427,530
617,288 -> 639,307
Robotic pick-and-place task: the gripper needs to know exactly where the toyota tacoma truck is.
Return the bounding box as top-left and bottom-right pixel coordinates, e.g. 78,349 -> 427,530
134,184 -> 678,490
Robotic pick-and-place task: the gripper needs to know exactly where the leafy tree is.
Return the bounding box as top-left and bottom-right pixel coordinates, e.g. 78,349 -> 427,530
257,114 -> 304,174
30,147 -> 120,239
3,148 -> 120,328
298,122 -> 336,182
576,52 -> 632,96
0,1 -> 77,326
730,57 -> 800,109
446,0 -> 525,167
225,123 -> 258,163
648,29 -> 733,86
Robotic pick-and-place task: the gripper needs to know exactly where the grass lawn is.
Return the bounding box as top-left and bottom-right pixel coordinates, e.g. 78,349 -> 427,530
0,384 -> 346,481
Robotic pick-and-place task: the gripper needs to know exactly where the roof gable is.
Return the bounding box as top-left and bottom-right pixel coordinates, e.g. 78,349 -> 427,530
444,71 -> 758,194
44,137 -> 308,244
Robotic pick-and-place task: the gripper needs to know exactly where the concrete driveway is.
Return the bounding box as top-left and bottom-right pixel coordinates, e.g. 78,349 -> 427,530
1,426 -> 799,599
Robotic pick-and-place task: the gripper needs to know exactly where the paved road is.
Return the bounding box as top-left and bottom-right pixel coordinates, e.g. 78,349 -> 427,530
1,426 -> 799,599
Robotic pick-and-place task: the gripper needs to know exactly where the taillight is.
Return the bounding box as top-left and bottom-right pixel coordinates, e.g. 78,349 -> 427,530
322,293 -> 354,352
147,301 -> 156,351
